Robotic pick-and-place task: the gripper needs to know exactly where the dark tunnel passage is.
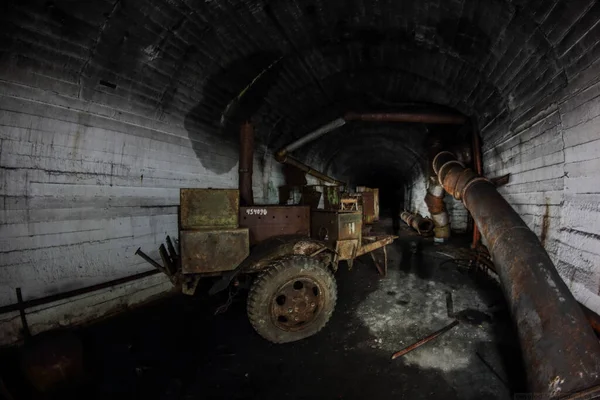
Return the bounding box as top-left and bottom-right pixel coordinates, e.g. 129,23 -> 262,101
2,0 -> 600,398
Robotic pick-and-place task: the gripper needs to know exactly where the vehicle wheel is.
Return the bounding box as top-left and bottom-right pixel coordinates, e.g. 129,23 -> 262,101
247,255 -> 337,343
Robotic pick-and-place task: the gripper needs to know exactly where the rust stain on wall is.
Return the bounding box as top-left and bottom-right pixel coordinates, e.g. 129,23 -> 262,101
540,199 -> 550,249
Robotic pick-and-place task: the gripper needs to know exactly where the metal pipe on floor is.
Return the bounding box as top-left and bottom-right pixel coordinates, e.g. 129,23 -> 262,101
432,151 -> 600,398
239,122 -> 254,206
400,211 -> 434,236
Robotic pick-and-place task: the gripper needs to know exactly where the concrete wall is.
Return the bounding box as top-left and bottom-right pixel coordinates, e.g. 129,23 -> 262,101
0,13 -> 286,344
482,58 -> 600,314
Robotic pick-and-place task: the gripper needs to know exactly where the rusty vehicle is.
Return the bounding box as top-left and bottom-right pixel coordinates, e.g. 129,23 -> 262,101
137,188 -> 396,344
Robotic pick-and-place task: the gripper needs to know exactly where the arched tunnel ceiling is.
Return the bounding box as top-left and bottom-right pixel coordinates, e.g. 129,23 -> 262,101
300,123 -> 431,185
3,0 -> 591,179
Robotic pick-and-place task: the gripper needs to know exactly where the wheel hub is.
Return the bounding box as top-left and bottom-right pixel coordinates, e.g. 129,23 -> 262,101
271,277 -> 324,331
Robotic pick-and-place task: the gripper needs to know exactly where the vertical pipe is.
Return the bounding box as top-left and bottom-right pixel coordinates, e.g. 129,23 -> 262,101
471,127 -> 483,248
433,151 -> 600,397
239,122 -> 254,206
425,136 -> 450,242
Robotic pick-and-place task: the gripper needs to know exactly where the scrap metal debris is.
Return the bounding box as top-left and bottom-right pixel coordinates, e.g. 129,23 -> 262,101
391,320 -> 460,360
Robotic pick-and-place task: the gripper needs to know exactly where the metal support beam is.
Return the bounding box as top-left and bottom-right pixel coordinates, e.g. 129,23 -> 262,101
433,151 -> 600,398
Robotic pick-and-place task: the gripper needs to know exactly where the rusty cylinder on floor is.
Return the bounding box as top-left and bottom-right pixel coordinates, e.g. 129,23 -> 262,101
432,151 -> 600,398
239,122 -> 254,206
400,211 -> 434,236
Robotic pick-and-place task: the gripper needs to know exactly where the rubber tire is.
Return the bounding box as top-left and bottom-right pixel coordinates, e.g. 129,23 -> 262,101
247,255 -> 337,344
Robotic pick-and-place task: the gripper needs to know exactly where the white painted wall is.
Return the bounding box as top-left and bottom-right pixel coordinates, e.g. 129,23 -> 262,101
0,79 -> 285,345
482,60 -> 600,314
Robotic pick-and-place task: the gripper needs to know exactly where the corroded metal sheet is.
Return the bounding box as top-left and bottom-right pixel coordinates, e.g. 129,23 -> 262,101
180,189 -> 239,229
180,228 -> 249,274
335,239 -> 360,261
239,206 -> 310,245
362,191 -> 376,224
311,210 -> 362,243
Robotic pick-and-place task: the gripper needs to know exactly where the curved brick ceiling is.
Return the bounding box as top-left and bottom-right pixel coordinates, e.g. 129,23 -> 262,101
3,0 -> 596,180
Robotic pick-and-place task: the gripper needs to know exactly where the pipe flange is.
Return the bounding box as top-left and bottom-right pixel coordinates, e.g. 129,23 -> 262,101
438,160 -> 465,187
432,151 -> 456,175
441,165 -> 466,198
454,168 -> 478,200
461,177 -> 492,209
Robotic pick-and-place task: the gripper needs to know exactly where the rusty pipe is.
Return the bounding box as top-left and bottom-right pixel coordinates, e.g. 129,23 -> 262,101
277,118 -> 346,157
344,112 -> 466,125
471,128 -> 483,248
426,137 -> 450,242
239,122 -> 254,206
400,211 -> 434,236
391,320 -> 460,360
432,151 -> 600,397
275,153 -> 344,185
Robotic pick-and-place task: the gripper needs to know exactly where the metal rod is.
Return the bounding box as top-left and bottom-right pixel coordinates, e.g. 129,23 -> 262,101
275,154 -> 344,185
135,247 -> 166,272
166,235 -> 178,261
0,270 -> 161,315
16,288 -> 31,340
433,151 -> 600,397
345,112 -> 466,125
239,122 -> 254,206
391,320 -> 459,360
278,118 -> 346,155
476,351 -> 511,390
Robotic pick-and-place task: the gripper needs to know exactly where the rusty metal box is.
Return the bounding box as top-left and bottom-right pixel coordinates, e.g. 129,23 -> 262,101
180,228 -> 249,274
240,205 -> 310,245
310,210 -> 362,243
180,189 -> 239,229
362,191 -> 376,224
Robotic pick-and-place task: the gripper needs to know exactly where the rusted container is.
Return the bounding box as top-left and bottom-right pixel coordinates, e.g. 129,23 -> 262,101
180,189 -> 239,229
361,191 -> 376,224
239,206 -> 310,245
311,210 -> 362,243
180,228 -> 249,274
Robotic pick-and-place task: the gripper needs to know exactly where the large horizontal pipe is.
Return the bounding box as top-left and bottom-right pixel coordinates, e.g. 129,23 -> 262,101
400,211 -> 434,235
276,118 -> 346,156
344,112 -> 466,125
275,153 -> 344,185
277,111 -> 466,158
432,151 -> 600,397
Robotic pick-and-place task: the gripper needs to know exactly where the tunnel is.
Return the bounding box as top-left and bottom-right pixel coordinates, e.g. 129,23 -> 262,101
1,0 -> 600,398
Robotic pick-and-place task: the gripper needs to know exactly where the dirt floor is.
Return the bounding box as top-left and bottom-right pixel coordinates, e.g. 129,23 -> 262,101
1,219 -> 527,399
